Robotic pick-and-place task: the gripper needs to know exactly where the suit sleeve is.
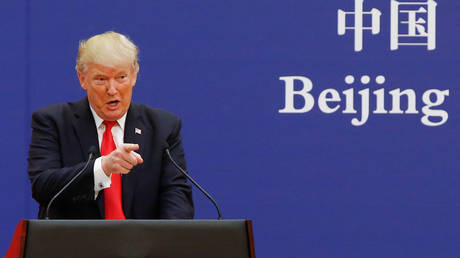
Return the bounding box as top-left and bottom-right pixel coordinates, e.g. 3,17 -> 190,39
27,110 -> 95,206
159,116 -> 194,219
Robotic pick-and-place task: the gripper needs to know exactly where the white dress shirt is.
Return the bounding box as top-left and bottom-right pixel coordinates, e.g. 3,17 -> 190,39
89,105 -> 127,199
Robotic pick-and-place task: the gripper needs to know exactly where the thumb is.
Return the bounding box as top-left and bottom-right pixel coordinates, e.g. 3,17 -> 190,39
131,151 -> 143,164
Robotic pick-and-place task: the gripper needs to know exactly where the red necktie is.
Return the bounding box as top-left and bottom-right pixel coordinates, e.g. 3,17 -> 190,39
101,120 -> 126,220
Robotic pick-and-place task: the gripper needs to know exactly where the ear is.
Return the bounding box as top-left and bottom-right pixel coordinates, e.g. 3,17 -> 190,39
77,72 -> 87,90
131,72 -> 138,87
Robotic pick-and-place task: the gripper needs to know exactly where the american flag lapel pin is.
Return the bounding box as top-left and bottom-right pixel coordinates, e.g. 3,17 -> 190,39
135,128 -> 142,135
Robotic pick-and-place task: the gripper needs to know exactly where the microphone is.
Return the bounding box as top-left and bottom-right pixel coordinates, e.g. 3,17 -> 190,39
162,142 -> 223,220
45,146 -> 97,219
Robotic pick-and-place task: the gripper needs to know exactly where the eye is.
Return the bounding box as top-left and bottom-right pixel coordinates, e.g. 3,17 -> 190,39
93,76 -> 106,84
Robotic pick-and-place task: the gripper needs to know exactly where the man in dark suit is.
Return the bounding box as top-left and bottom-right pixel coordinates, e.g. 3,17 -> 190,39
27,31 -> 194,219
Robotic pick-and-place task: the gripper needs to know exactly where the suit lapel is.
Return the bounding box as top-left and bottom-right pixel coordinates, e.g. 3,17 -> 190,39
70,98 -> 104,217
122,103 -> 144,218
71,98 -> 105,218
71,98 -> 101,159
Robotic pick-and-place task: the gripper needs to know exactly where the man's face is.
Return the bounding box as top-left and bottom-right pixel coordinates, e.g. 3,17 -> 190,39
78,63 -> 137,121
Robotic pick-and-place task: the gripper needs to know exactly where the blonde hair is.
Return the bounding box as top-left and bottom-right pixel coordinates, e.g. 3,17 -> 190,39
75,31 -> 139,73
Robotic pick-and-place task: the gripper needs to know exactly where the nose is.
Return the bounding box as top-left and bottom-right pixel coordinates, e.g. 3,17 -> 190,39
107,79 -> 118,96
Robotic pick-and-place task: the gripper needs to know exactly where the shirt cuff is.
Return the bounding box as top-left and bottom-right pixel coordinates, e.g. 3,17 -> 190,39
93,157 -> 111,199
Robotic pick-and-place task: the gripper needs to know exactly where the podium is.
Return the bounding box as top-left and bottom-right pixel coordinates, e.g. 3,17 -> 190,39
6,219 -> 255,258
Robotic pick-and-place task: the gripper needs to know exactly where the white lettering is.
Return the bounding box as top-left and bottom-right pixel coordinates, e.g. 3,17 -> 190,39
351,88 -> 369,126
278,76 -> 314,113
421,89 -> 449,126
373,88 -> 387,114
389,89 -> 419,114
342,88 -> 357,114
279,75 -> 449,126
318,89 -> 341,113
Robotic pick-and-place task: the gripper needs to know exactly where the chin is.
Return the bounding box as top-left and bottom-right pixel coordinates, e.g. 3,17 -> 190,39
103,111 -> 123,121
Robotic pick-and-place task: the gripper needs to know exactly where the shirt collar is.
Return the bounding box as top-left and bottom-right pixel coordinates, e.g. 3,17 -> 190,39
89,104 -> 127,130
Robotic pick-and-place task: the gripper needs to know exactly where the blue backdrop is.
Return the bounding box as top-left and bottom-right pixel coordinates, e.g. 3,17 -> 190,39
1,0 -> 459,257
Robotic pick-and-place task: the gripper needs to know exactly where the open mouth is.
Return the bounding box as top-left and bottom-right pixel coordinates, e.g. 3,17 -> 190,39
107,100 -> 120,106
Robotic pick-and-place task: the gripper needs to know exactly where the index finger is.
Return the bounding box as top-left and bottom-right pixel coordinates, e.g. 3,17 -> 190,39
120,143 -> 139,152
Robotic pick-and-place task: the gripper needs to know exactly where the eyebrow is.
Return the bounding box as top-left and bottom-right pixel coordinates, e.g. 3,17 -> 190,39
91,70 -> 128,76
92,73 -> 107,77
90,69 -> 107,75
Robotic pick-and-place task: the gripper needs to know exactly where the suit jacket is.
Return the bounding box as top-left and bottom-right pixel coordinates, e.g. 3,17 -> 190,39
28,98 -> 194,219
